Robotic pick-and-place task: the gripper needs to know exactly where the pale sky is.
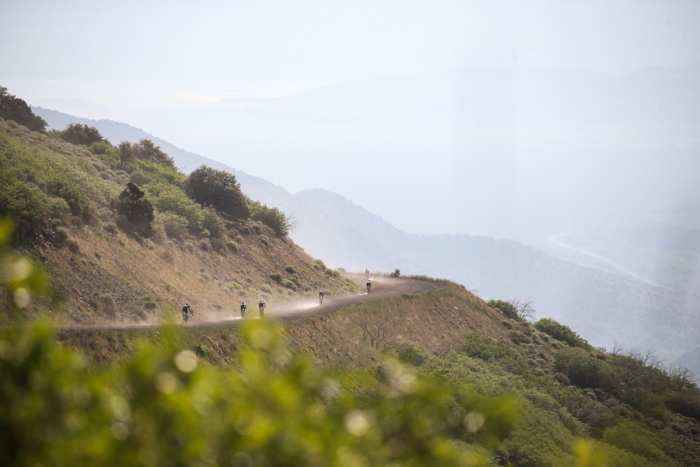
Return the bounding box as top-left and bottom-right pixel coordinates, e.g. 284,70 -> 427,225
2,0 -> 700,241
2,0 -> 700,107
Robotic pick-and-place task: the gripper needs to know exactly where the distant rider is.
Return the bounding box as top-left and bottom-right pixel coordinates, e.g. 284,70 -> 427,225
365,269 -> 370,279
258,299 -> 266,317
319,288 -> 325,304
366,280 -> 371,294
240,301 -> 247,317
182,303 -> 192,323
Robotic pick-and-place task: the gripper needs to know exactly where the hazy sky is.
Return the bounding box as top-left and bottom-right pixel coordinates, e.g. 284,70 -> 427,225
3,0 -> 700,105
2,0 -> 700,241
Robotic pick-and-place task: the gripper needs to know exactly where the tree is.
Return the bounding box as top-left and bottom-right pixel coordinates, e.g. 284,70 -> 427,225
0,87 -> 47,133
184,166 -> 250,219
58,124 -> 106,146
510,299 -> 536,321
116,183 -> 154,236
118,139 -> 174,167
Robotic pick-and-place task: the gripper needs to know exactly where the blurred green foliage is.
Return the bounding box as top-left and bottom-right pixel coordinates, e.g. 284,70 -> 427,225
0,319 -> 520,466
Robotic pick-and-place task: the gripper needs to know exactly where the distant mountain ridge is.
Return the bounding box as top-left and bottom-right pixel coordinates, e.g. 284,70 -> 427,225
32,107 -> 700,357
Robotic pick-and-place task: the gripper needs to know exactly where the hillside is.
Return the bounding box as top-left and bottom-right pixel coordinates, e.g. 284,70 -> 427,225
0,117 -> 358,326
29,107 -> 700,358
2,104 -> 700,466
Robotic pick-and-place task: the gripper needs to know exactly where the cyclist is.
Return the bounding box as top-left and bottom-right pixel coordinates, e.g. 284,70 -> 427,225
365,268 -> 370,279
258,299 -> 266,317
240,301 -> 247,317
182,303 -> 191,323
319,288 -> 325,305
366,280 -> 371,294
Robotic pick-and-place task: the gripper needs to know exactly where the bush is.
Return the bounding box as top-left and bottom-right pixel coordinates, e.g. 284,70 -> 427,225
554,349 -> 611,389
535,318 -> 592,350
226,240 -> 239,253
270,273 -> 283,283
209,237 -> 225,252
487,300 -> 518,320
199,239 -> 211,251
315,259 -> 326,271
184,166 -> 250,219
201,205 -> 225,238
103,222 -> 118,234
66,238 -> 80,253
252,222 -> 263,235
664,391 -> 700,421
261,284 -> 272,294
390,269 -> 401,278
282,279 -> 297,291
463,333 -> 532,375
324,269 -> 334,276
250,201 -> 289,236
158,212 -> 188,239
116,183 -> 154,236
285,265 -> 297,274
144,182 -> 203,231
119,139 -> 174,167
199,229 -> 211,239
55,226 -> 70,243
58,124 -> 106,146
259,235 -> 270,246
0,86 -> 47,132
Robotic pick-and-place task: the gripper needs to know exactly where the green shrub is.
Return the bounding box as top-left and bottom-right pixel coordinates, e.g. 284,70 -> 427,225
285,265 -> 296,274
252,222 -> 263,234
315,259 -> 326,271
184,166 -> 250,219
199,239 -> 211,251
201,205 -> 225,238
664,391 -> 700,421
553,349 -> 611,389
144,184 -> 202,231
324,269 -> 334,276
158,212 -> 188,239
65,238 -> 79,253
261,284 -> 272,294
55,226 -> 70,242
463,333 -> 532,375
0,86 -> 47,132
270,273 -> 283,283
259,235 -> 270,246
199,229 -> 211,239
116,183 -> 154,236
58,123 -> 106,146
250,201 -> 289,236
209,237 -> 225,252
487,300 -> 518,320
282,279 -> 297,291
103,222 -> 118,234
226,240 -> 239,252
535,318 -> 592,350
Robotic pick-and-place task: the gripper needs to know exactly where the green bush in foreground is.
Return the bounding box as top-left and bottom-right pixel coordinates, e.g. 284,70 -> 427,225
0,319 -> 520,466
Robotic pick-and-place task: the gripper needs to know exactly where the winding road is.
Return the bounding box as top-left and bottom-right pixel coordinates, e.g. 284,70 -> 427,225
58,274 -> 440,331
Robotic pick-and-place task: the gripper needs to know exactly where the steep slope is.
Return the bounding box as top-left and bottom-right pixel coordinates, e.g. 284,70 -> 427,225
0,118 -> 358,325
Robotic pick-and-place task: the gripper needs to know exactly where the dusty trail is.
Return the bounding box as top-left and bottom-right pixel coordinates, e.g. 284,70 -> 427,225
58,274 -> 439,331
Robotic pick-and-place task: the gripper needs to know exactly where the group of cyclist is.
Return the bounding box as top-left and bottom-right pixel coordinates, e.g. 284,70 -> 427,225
182,268 -> 374,323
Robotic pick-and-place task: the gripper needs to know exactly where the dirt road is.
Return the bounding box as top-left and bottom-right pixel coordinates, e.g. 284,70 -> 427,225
58,274 -> 440,331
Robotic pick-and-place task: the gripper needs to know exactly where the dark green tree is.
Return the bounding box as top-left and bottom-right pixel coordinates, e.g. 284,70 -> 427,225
184,166 -> 250,219
116,183 -> 154,236
117,139 -> 174,167
58,123 -> 106,146
0,87 -> 47,133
